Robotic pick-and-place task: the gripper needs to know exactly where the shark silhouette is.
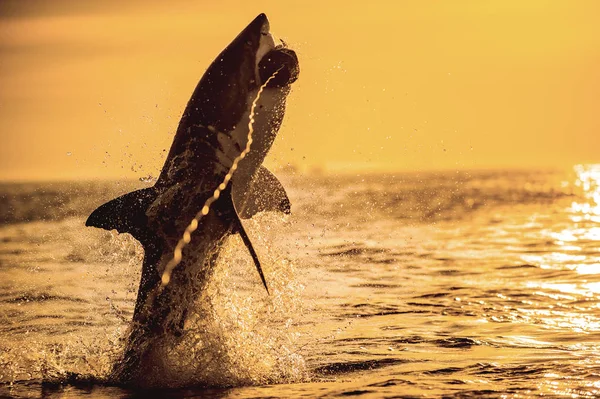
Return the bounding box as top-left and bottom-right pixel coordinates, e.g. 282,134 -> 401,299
85,14 -> 299,386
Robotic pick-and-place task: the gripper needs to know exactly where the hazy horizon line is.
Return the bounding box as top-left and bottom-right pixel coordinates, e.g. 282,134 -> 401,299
0,163 -> 594,184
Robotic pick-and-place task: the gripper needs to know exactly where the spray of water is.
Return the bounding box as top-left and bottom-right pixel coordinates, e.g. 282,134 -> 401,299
153,224 -> 308,387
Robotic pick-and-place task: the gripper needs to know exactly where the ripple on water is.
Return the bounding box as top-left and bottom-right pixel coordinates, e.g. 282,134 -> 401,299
313,358 -> 410,376
2,169 -> 600,397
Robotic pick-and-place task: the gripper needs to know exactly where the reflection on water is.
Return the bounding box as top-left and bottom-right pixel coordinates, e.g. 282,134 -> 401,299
1,165 -> 600,397
522,165 -> 600,302
571,164 -> 600,223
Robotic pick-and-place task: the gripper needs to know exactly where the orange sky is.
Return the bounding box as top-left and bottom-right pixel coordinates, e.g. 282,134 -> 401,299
1,0 -> 599,181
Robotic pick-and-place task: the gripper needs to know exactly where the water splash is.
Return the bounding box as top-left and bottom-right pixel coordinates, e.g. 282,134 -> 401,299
144,225 -> 308,387
0,213 -> 307,389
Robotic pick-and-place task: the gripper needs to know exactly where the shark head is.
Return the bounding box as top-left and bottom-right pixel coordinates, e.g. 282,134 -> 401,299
178,13 -> 299,134
158,14 -> 299,195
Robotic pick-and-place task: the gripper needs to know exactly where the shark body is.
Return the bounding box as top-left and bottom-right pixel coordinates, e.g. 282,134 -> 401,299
86,14 -> 299,386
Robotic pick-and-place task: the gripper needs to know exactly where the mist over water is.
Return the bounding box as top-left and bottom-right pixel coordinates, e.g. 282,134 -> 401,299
1,165 -> 600,398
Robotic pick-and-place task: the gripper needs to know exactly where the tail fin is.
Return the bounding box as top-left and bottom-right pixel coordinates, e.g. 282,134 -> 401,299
86,187 -> 158,243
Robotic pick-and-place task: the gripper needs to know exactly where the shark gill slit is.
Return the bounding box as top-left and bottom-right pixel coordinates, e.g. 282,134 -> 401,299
160,68 -> 282,289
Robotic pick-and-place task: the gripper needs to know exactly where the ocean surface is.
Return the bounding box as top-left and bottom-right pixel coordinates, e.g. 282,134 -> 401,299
1,166 -> 600,398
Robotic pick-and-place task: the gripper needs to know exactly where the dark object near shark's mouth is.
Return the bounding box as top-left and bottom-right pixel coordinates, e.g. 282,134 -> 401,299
258,48 -> 299,88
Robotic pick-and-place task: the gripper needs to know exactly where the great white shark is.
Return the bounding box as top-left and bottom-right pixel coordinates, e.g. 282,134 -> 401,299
85,14 -> 299,386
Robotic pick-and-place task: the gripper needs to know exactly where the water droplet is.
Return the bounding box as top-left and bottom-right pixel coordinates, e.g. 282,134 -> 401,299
66,152 -> 72,156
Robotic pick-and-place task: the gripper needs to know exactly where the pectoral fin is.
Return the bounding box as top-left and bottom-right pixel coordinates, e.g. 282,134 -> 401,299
232,166 -> 291,219
230,191 -> 270,295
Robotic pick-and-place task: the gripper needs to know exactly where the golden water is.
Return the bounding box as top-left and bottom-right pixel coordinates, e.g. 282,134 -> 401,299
1,165 -> 599,398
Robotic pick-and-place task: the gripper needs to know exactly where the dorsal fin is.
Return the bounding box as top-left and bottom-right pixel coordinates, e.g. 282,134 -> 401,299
86,187 -> 158,243
232,166 -> 291,219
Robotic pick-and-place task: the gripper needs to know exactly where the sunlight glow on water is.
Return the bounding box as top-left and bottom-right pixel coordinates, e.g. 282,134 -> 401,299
516,164 -> 600,337
523,165 -> 600,276
570,164 -> 600,223
3,167 -> 600,397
